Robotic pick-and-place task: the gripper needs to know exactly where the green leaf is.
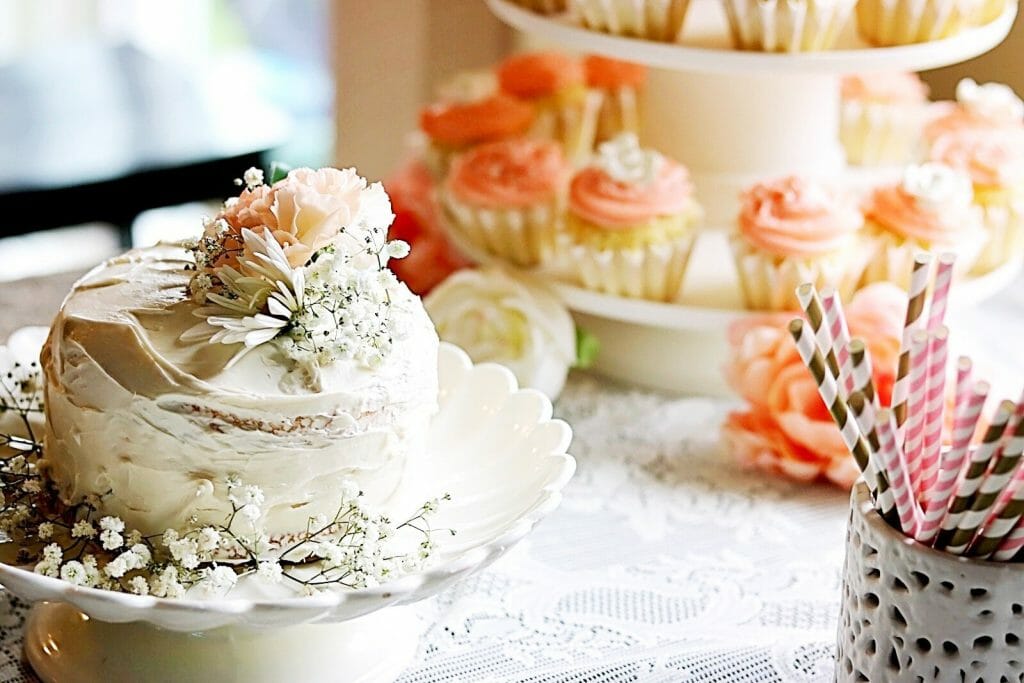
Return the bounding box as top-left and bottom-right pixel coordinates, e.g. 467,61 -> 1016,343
574,327 -> 600,369
268,162 -> 292,184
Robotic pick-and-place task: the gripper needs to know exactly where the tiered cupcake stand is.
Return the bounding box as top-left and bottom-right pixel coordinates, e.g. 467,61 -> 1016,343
477,0 -> 1020,396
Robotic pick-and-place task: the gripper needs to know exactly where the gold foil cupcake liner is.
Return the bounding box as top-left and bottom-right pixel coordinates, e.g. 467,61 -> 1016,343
856,0 -> 974,46
731,236 -> 871,311
840,100 -> 928,166
568,0 -> 692,42
556,233 -> 696,301
861,225 -> 984,288
971,201 -> 1024,275
441,191 -> 561,268
723,0 -> 856,52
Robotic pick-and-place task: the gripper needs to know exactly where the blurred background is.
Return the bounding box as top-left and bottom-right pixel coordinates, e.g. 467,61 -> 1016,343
0,0 -> 1020,282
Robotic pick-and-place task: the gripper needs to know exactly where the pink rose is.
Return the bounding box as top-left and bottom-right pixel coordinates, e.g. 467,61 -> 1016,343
722,283 -> 906,488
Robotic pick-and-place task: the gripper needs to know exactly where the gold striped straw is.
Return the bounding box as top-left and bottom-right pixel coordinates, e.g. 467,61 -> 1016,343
849,339 -> 879,413
935,401 -> 1014,551
892,254 -> 933,430
796,284 -> 841,381
850,391 -> 897,524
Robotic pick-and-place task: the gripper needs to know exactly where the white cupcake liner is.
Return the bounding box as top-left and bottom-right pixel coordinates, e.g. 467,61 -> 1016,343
971,200 -> 1024,275
840,100 -> 928,166
568,0 -> 692,42
730,236 -> 871,311
861,225 -> 985,288
594,87 -> 641,143
531,91 -> 603,166
556,232 -> 696,301
441,190 -> 561,268
510,0 -> 568,13
723,0 -> 856,52
856,0 -> 972,45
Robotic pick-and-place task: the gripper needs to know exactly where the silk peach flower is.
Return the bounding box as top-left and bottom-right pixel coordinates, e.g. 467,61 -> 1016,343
722,283 -> 905,488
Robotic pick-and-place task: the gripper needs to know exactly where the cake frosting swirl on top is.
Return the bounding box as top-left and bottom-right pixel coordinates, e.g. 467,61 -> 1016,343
41,167 -> 439,541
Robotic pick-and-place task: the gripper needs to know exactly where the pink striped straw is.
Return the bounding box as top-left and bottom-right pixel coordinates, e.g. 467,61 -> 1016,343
821,286 -> 855,396
903,330 -> 931,497
916,380 -> 988,544
892,254 -> 933,430
954,357 -> 973,411
919,328 -> 949,495
877,408 -> 920,536
926,252 -> 956,332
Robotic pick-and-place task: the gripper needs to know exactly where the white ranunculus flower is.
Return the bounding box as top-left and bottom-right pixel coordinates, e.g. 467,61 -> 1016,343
425,268 -> 577,399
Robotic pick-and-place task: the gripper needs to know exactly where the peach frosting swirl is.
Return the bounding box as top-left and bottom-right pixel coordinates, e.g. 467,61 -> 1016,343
929,128 -> 1024,189
864,164 -> 974,243
446,139 -> 570,209
569,159 -> 693,229
840,72 -> 928,103
737,176 -> 862,257
498,52 -> 584,100
419,94 -> 535,147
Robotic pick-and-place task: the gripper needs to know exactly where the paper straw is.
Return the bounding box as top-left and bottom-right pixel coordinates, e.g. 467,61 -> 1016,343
821,286 -> 855,396
954,357 -> 973,412
788,319 -> 877,497
903,331 -> 930,496
935,401 -> 1014,551
926,252 -> 955,332
876,408 -> 920,536
796,284 -> 841,381
919,328 -> 949,495
893,254 -> 933,430
850,391 -> 896,523
916,380 -> 989,545
948,411 -> 1024,554
992,519 -> 1024,561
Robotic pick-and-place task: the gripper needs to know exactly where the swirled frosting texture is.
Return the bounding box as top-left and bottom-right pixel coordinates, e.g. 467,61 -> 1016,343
930,128 -> 1024,189
738,176 -> 863,257
498,52 -> 583,99
865,164 -> 976,243
419,95 -> 535,147
925,79 -> 1024,141
41,244 -> 439,539
569,134 -> 694,228
446,139 -> 569,209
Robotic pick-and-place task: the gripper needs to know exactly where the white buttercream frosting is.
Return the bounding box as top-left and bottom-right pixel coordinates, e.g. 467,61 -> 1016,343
41,243 -> 439,541
956,78 -> 1024,125
900,163 -> 974,211
592,133 -> 663,185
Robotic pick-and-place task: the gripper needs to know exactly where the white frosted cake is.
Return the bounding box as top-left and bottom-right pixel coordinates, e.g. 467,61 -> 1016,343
40,167 -> 438,541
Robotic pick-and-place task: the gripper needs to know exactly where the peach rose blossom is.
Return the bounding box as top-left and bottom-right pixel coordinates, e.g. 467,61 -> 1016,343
722,283 -> 906,488
384,159 -> 470,294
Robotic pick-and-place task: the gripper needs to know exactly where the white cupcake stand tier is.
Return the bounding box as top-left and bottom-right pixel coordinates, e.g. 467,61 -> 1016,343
0,343 -> 576,683
480,0 -> 1020,396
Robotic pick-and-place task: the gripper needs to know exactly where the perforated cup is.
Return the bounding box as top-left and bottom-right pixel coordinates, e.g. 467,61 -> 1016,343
837,482 -> 1024,682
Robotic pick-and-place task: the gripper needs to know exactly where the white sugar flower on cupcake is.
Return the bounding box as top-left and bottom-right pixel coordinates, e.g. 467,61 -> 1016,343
559,133 -> 702,301
862,163 -> 985,286
731,175 -> 869,311
924,78 -> 1024,145
425,268 -> 588,399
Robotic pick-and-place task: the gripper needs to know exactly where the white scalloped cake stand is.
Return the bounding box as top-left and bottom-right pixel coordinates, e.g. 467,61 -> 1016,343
481,0 -> 1021,396
0,342 -> 576,683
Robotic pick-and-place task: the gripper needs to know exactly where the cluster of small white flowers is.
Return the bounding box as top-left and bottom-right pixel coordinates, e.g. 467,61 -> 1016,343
0,357 -> 44,417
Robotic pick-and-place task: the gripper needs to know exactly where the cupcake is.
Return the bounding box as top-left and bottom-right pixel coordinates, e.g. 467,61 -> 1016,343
924,78 -> 1024,145
441,138 -> 571,267
583,55 -> 648,143
731,176 -> 869,311
433,69 -> 499,104
975,0 -> 1006,23
862,163 -> 985,286
930,128 -> 1024,274
497,52 -> 601,165
509,0 -> 567,12
418,94 -> 535,178
568,0 -> 692,42
723,0 -> 856,52
559,133 -> 702,301
840,72 -> 930,166
856,0 -> 979,46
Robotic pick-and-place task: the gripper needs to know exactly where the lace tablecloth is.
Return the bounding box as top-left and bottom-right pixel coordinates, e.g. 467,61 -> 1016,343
0,269 -> 1020,683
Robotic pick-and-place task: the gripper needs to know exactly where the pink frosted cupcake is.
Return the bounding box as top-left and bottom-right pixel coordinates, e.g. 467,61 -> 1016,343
731,176 -> 869,311
840,72 -> 930,166
560,133 -> 702,301
930,128 -> 1024,274
862,163 -> 985,286
923,78 -> 1024,146
442,138 -> 570,267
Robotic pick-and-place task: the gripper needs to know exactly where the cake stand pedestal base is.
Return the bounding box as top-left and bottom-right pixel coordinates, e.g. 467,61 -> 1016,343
24,601 -> 422,683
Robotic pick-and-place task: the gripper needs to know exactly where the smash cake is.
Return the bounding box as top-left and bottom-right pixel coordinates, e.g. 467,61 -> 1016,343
39,166 -> 439,544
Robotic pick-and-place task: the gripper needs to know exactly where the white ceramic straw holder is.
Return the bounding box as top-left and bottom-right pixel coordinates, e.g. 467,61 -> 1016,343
837,482 -> 1024,682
